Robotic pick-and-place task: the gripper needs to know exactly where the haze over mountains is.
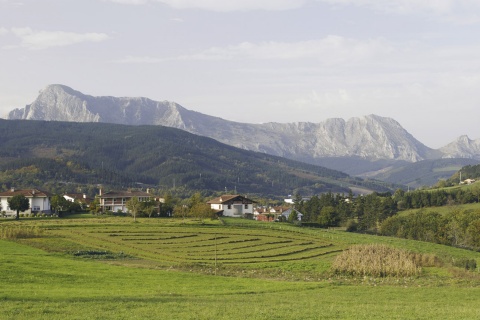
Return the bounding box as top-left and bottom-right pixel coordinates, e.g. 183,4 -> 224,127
5,84 -> 480,187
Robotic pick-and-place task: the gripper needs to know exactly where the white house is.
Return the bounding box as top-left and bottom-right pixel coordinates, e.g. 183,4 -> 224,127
207,194 -> 255,218
281,208 -> 303,221
98,189 -> 153,213
460,179 -> 476,185
0,188 -> 52,216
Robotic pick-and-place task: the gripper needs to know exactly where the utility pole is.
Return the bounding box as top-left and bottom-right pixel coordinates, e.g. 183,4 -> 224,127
214,234 -> 217,276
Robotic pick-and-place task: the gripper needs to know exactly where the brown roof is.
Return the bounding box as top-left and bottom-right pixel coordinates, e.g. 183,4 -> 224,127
207,194 -> 255,204
0,188 -> 51,198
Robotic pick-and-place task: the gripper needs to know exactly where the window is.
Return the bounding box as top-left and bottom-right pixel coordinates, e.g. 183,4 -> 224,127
245,204 -> 248,209
227,204 -> 232,209
32,206 -> 40,211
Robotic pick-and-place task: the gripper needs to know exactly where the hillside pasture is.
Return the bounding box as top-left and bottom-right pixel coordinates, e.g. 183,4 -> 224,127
2,216 -> 480,319
22,217 -> 343,278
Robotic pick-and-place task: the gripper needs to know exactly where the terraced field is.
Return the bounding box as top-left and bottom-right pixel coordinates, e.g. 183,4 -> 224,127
43,219 -> 341,268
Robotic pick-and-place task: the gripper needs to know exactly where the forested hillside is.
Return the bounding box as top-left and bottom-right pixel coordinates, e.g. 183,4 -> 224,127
0,120 -> 396,197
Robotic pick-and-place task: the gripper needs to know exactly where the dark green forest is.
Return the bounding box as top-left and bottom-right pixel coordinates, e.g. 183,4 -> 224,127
0,120 -> 396,197
295,172 -> 480,251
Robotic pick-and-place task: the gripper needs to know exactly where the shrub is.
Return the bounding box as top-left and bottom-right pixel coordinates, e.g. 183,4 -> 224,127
344,219 -> 358,232
452,257 -> 477,271
331,244 -> 421,277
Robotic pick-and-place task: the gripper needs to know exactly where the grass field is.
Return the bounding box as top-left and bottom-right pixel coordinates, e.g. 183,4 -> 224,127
398,202 -> 480,216
1,216 -> 480,319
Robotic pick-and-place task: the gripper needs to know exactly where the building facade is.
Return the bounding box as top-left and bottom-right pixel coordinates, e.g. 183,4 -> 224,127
98,190 -> 153,213
0,188 -> 51,216
207,194 -> 255,218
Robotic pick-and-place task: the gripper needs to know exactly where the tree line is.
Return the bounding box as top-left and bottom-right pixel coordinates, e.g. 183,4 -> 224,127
292,184 -> 480,251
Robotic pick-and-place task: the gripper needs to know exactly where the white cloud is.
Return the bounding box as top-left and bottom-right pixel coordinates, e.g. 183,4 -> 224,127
113,55 -> 165,63
0,27 -> 8,36
9,28 -> 109,50
321,0 -> 453,14
104,0 -> 148,4
320,0 -> 480,24
175,36 -> 394,63
104,0 -> 307,11
101,0 -> 480,21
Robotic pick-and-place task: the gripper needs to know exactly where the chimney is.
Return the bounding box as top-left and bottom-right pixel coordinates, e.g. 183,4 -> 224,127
83,193 -> 86,199
99,189 -> 102,196
32,190 -> 35,195
11,187 -> 15,192
147,188 -> 150,194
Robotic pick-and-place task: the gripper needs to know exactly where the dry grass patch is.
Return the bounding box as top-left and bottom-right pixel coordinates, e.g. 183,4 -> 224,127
0,225 -> 43,239
332,244 -> 422,277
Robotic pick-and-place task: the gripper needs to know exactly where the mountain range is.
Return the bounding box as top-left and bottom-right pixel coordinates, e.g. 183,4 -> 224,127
5,84 -> 480,187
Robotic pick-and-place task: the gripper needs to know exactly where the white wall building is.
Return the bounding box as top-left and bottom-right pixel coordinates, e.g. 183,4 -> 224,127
207,194 -> 255,218
0,188 -> 51,216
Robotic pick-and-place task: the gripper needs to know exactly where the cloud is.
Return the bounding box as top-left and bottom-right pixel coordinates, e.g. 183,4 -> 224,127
112,55 -> 166,63
320,0 -> 480,24
113,36 -> 394,66
0,27 -> 8,36
104,0 -> 307,11
100,0 -> 480,22
9,27 -> 109,50
175,36 -> 394,64
104,0 -> 148,4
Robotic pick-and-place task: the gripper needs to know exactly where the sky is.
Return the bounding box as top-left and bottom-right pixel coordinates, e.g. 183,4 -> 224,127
1,0 -> 480,148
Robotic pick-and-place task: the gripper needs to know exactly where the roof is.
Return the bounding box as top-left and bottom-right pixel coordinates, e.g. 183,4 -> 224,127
99,190 -> 152,199
64,193 -> 87,199
0,188 -> 51,198
207,194 -> 255,204
64,193 -> 93,203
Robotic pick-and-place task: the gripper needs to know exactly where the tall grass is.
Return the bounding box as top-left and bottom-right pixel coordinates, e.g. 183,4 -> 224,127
0,225 -> 43,239
332,244 -> 422,277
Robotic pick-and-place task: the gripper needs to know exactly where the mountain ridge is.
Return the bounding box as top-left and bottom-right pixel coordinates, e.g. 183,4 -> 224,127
6,84 -> 480,163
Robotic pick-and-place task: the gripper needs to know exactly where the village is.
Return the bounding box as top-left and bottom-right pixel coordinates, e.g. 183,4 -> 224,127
0,187 -> 305,222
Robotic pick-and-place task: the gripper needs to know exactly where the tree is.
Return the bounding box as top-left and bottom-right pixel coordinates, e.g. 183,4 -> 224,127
8,194 -> 30,220
142,199 -> 157,218
188,192 -> 204,209
126,197 -> 142,222
189,202 -> 216,223
50,195 -> 69,214
173,204 -> 189,223
317,206 -> 338,227
89,198 -> 101,215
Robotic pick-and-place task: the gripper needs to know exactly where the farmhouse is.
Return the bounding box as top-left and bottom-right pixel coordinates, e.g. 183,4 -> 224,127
0,188 -> 52,216
460,178 -> 476,185
64,193 -> 93,208
207,194 -> 255,218
281,208 -> 303,221
98,189 -> 153,213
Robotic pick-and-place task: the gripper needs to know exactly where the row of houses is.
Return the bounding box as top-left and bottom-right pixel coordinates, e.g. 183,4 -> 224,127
0,188 -> 301,221
0,188 -> 142,216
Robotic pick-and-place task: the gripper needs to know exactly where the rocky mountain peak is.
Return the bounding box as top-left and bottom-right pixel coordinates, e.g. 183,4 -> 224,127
440,135 -> 480,159
6,84 -> 477,162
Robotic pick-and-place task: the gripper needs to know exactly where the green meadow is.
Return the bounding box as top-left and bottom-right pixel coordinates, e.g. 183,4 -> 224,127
1,216 -> 480,319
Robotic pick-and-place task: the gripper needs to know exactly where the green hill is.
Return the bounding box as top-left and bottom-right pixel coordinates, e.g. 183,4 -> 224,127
0,119 -> 397,197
